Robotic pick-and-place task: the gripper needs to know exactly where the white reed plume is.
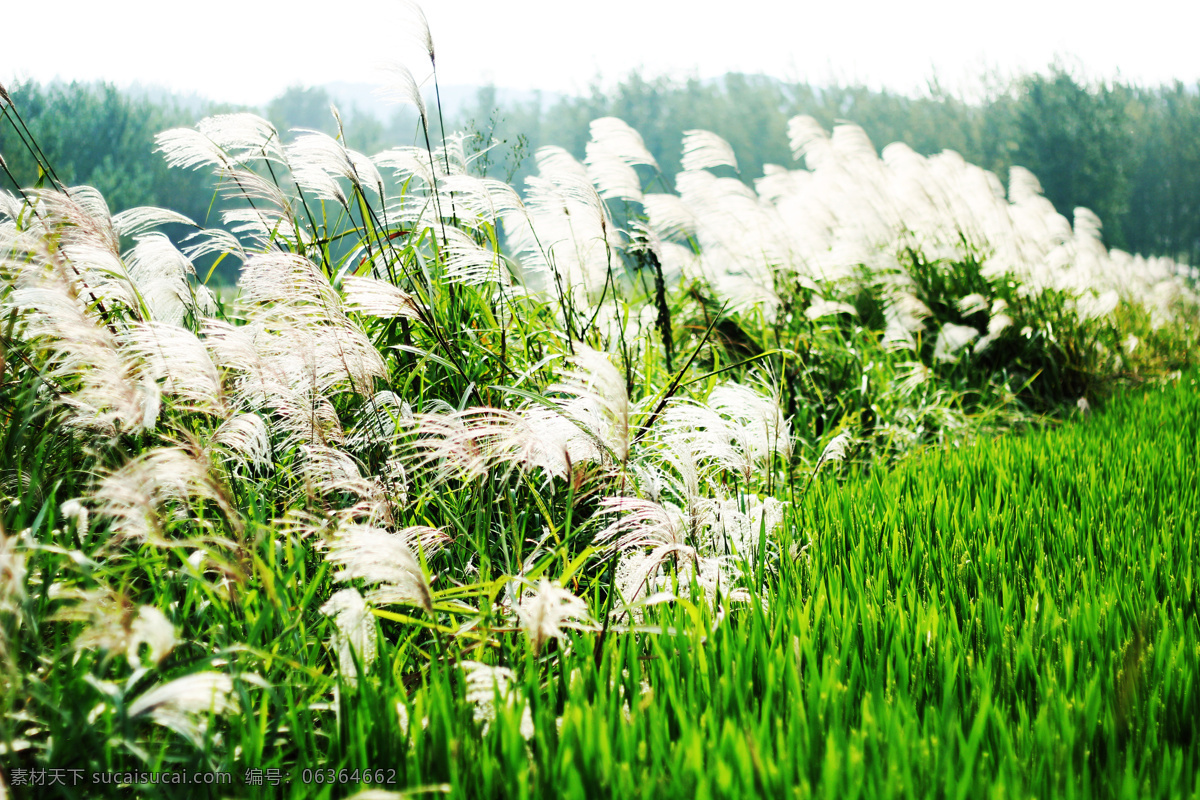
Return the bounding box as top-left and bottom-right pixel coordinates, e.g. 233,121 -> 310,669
210,413 -> 273,471
293,445 -> 397,522
515,580 -> 596,655
377,64 -> 427,130
788,115 -> 833,170
708,494 -> 785,559
399,0 -> 436,64
805,295 -> 858,320
585,117 -> 656,202
121,322 -> 226,417
817,432 -> 852,467
0,530 -> 26,616
39,185 -> 119,253
932,322 -> 980,362
125,233 -> 199,325
460,661 -> 534,739
320,588 -> 377,684
373,145 -> 436,188
892,362 -> 932,397
650,434 -> 713,531
613,551 -> 741,615
239,252 -> 343,319
707,381 -> 792,464
347,391 -> 413,451
434,173 -> 525,230
503,147 -> 616,306
215,172 -> 299,249
156,127 -> 231,172
1075,289 -> 1120,321
111,206 -> 196,239
342,276 -> 420,319
882,292 -> 932,351
92,447 -> 231,544
325,525 -> 440,612
440,226 -> 512,285
262,384 -> 346,449
659,400 -> 740,478
128,671 -> 245,746
7,277 -> 159,436
236,253 -> 386,396
586,143 -> 643,203
181,228 -> 246,264
642,192 -> 698,242
287,130 -> 384,204
198,113 -> 284,162
681,130 -> 738,173
595,496 -> 692,563
158,113 -> 283,172
956,293 -> 990,317
401,404 -> 589,484
589,117 -> 658,168
69,593 -> 177,669
548,346 -> 631,465
658,381 -> 790,482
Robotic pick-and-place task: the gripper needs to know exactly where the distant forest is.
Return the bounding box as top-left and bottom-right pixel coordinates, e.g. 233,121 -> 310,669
3,66 -> 1199,283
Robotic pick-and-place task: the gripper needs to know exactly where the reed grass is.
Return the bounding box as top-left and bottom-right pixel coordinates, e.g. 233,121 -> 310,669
0,9 -> 1196,795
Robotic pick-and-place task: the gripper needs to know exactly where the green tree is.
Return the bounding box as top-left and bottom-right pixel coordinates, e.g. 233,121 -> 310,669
1008,67 -> 1135,249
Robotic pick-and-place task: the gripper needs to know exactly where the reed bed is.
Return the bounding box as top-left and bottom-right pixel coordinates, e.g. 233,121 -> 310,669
0,6 -> 1196,796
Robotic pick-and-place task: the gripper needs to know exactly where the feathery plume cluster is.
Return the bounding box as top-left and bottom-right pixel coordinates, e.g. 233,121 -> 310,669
504,147 -> 616,307
400,345 -> 633,486
681,130 -> 739,173
515,580 -> 595,654
61,591 -> 177,668
324,525 -> 441,612
320,588 -> 378,684
128,671 -> 244,746
92,447 -> 231,544
460,661 -> 534,739
0,531 -> 26,623
4,37 -> 1196,776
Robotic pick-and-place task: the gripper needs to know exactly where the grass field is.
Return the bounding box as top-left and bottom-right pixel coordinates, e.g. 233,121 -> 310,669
3,374 -> 1196,799
381,374 -> 1199,800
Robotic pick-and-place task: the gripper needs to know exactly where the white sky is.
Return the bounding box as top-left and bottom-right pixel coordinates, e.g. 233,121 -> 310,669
4,0 -> 1199,106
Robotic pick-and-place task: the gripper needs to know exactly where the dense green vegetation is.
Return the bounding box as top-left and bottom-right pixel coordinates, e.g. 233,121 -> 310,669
0,14 -> 1197,797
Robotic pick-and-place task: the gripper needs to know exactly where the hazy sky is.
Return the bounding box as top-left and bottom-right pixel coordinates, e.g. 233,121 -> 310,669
4,0 -> 1199,105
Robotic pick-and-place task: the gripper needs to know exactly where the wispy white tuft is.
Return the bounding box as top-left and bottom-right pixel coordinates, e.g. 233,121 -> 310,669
211,413 -> 272,470
128,671 -> 244,745
320,588 -> 377,684
325,525 -> 441,612
549,346 -> 631,465
399,0 -> 436,64
933,323 -> 980,362
681,130 -> 738,172
818,432 -> 852,466
460,661 -> 534,739
121,322 -> 225,416
92,447 -> 229,544
111,207 -> 196,238
515,580 -> 595,654
805,295 -> 858,320
376,64 -> 427,128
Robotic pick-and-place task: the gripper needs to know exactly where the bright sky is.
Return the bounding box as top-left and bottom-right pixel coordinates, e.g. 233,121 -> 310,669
4,0 -> 1199,106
